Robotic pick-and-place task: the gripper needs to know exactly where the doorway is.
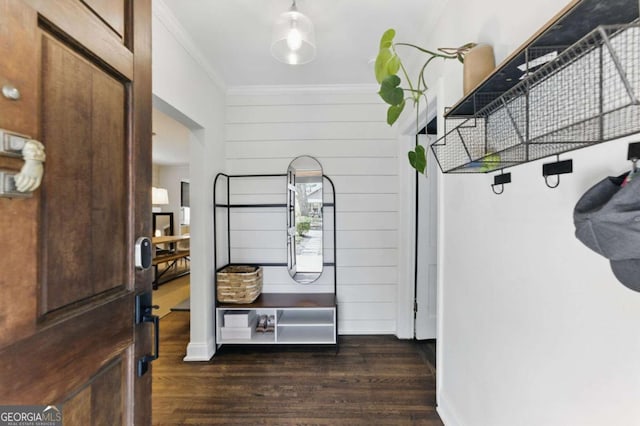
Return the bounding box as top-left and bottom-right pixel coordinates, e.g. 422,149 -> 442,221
410,97 -> 439,342
151,104 -> 191,305
414,122 -> 438,340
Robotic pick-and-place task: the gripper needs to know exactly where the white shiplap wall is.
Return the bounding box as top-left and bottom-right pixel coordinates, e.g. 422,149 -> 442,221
224,86 -> 400,334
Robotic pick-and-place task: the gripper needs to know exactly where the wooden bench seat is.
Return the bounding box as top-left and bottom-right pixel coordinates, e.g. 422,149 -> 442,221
152,250 -> 190,289
153,250 -> 190,266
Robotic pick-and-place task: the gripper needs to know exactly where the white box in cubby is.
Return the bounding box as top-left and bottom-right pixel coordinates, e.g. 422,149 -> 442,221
223,310 -> 256,328
220,314 -> 258,340
220,325 -> 254,340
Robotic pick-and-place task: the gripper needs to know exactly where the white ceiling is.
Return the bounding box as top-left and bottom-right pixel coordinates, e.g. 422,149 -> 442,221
160,0 -> 441,87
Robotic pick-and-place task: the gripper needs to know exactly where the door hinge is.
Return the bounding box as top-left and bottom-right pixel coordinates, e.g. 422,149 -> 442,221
414,300 -> 418,315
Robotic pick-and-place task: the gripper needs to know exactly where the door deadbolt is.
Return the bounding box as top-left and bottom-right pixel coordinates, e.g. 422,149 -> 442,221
135,236 -> 153,270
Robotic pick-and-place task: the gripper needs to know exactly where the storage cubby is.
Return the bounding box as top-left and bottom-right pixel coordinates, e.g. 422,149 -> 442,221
276,309 -> 336,344
215,293 -> 337,345
216,308 -> 276,344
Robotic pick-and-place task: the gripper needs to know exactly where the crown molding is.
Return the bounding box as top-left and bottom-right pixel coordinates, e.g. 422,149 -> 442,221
153,0 -> 226,92
226,83 -> 379,96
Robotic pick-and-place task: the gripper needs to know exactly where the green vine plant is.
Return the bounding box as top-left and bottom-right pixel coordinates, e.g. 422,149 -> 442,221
375,29 -> 475,174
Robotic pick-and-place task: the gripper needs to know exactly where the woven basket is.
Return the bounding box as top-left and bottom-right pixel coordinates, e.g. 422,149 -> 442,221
216,265 -> 263,304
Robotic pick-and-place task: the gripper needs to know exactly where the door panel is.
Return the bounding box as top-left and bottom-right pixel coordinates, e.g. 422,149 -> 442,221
41,33 -> 95,311
0,296 -> 132,403
40,32 -> 128,313
0,0 -> 152,423
91,70 -> 127,294
81,0 -> 126,39
29,0 -> 133,79
90,358 -> 125,424
62,385 -> 91,425
62,357 -> 125,424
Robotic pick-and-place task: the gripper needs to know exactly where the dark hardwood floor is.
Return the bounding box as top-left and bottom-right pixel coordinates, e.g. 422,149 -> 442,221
153,312 -> 442,425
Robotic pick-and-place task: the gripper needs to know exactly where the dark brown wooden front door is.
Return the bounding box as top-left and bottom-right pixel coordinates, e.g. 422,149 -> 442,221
0,0 -> 152,423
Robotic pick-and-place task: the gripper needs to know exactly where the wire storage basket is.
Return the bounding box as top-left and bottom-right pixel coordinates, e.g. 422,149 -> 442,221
431,23 -> 640,173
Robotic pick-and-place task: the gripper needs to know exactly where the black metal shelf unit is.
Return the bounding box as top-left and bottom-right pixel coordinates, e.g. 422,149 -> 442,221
213,173 -> 336,275
212,173 -> 338,345
431,0 -> 640,174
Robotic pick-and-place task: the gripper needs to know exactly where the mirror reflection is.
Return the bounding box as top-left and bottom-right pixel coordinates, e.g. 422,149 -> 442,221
152,212 -> 174,253
287,156 -> 323,284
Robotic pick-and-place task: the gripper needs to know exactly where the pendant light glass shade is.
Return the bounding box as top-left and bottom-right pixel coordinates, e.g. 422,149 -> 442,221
271,1 -> 316,65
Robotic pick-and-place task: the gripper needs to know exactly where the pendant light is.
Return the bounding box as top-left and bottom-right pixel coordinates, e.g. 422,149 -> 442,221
271,0 -> 316,65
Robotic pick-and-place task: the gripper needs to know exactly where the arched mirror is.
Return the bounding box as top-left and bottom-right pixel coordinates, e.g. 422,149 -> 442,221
287,156 -> 323,284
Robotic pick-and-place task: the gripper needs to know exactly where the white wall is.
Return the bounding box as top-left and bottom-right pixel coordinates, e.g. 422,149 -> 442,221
152,164 -> 160,187
152,0 -> 226,361
225,86 -> 401,334
420,1 -> 640,425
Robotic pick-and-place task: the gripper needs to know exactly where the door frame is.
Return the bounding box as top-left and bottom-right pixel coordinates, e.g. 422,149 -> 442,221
396,94 -> 439,340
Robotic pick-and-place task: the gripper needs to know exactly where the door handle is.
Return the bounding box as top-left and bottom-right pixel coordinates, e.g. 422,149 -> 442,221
0,128 -> 45,197
136,291 -> 160,377
0,128 -> 29,157
0,169 -> 31,198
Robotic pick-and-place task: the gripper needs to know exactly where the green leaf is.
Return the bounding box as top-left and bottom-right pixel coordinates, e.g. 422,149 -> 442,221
378,75 -> 403,106
408,150 -> 417,170
387,55 -> 401,76
374,48 -> 392,83
386,99 -> 405,125
380,29 -> 396,49
375,30 -> 398,83
375,49 -> 400,84
408,145 -> 427,174
480,152 -> 501,172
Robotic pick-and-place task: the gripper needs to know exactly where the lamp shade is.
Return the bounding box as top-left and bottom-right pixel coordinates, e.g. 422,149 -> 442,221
152,187 -> 169,205
271,2 -> 316,65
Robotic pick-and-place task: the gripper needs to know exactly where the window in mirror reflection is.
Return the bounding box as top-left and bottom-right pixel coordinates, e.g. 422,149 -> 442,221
287,155 -> 323,284
295,181 -> 323,274
181,180 -> 190,225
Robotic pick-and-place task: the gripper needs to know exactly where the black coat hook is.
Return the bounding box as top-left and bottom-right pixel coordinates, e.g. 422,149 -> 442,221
628,142 -> 640,173
491,184 -> 505,195
544,174 -> 561,188
627,142 -> 640,161
542,157 -> 573,189
491,171 -> 511,195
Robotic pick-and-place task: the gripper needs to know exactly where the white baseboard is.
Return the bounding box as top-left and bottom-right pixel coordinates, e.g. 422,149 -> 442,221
183,338 -> 215,361
437,392 -> 464,426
